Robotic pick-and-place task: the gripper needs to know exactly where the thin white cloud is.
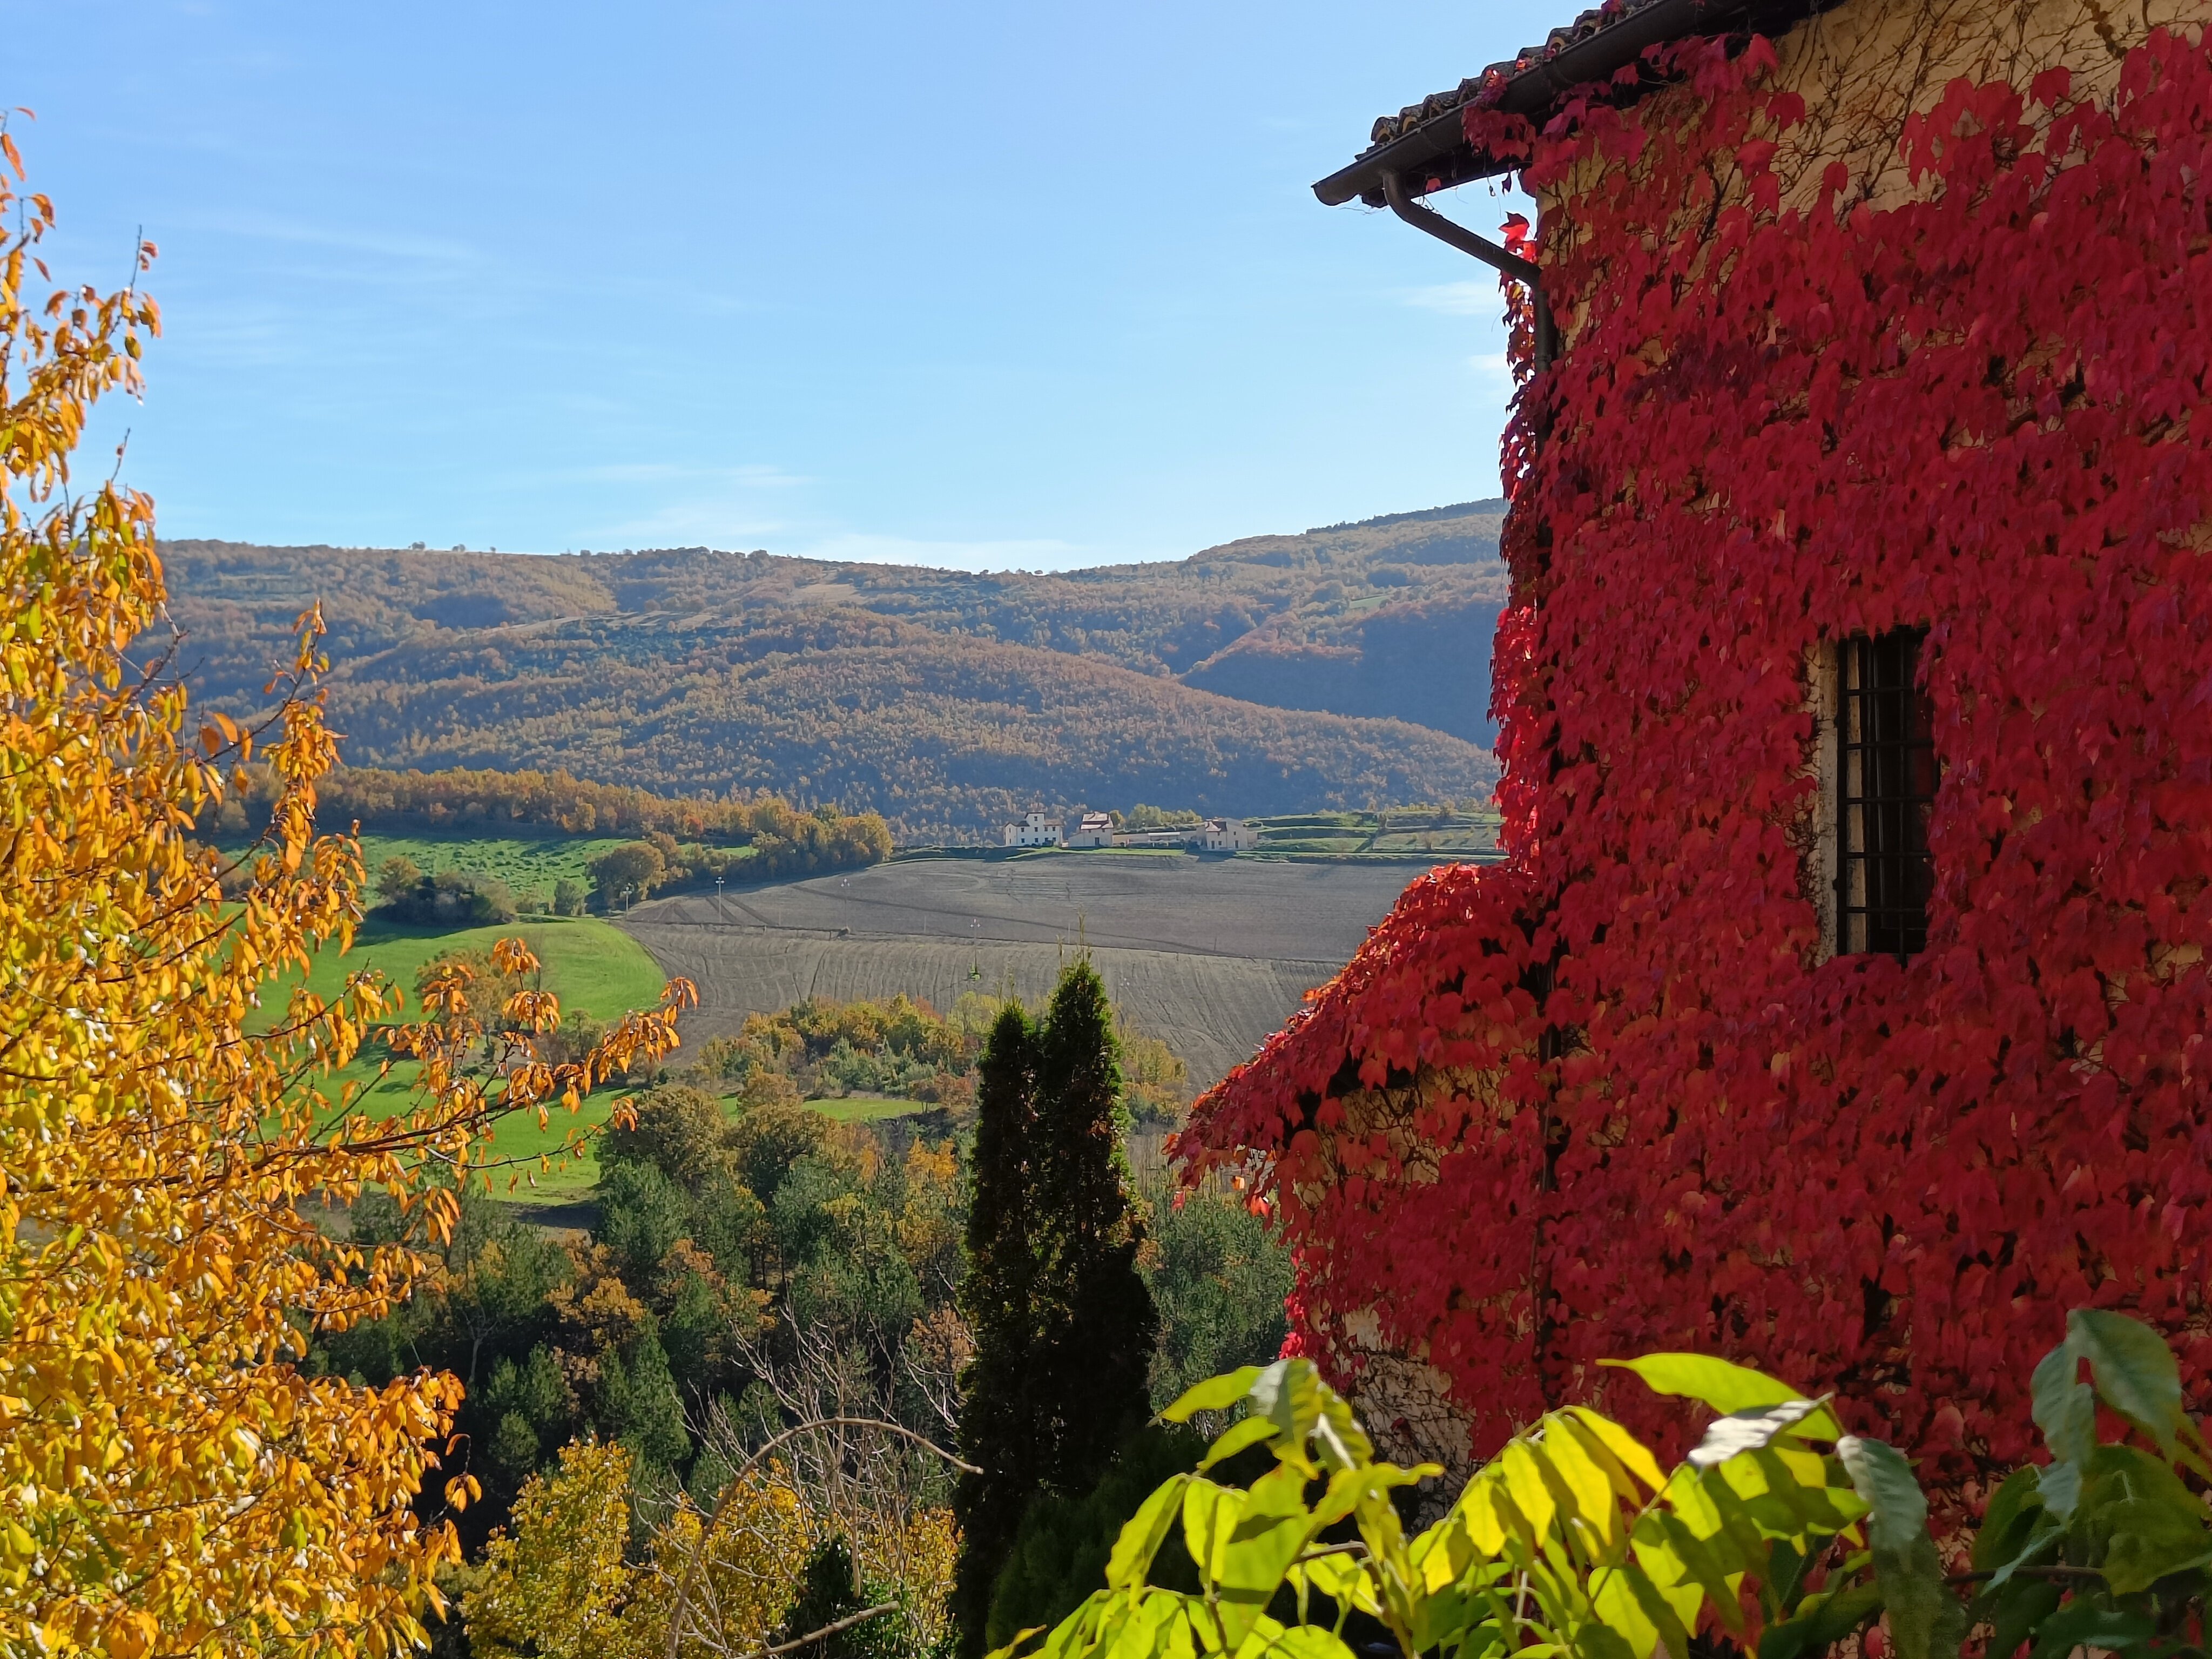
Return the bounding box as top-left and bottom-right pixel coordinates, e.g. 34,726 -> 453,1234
1404,280 -> 1509,318
183,212 -> 480,269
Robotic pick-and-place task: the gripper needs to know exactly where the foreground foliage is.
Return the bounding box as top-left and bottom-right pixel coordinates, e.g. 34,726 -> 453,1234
0,149 -> 685,1656
1002,1309 -> 2212,1659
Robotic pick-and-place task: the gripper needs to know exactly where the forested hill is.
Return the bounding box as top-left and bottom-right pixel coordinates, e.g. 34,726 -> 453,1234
153,502 -> 1505,838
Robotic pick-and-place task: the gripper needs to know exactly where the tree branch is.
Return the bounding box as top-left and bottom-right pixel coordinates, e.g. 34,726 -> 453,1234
739,1602 -> 899,1658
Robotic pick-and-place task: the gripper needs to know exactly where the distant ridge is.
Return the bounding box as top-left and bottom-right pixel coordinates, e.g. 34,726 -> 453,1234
153,501 -> 1507,838
1304,498 -> 1506,536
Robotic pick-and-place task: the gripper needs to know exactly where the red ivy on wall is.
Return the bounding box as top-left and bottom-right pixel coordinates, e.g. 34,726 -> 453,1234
1181,25 -> 2212,1493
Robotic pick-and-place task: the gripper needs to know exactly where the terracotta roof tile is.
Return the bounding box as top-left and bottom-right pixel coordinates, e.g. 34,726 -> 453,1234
1363,0 -> 1679,152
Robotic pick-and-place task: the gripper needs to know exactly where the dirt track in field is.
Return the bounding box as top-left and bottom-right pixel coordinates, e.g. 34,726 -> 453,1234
619,853 -> 1472,1088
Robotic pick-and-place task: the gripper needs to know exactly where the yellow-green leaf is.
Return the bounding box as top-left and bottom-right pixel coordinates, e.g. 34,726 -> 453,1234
1602,1355 -> 1840,1441
1109,1475 -> 1191,1589
1164,1367 -> 1265,1424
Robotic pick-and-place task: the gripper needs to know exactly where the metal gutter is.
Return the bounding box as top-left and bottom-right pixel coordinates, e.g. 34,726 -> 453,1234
1311,0 -> 1763,207
1379,170 -> 1557,374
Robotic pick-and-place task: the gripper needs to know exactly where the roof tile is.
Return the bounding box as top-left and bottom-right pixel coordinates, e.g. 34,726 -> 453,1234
1361,0 -> 1677,152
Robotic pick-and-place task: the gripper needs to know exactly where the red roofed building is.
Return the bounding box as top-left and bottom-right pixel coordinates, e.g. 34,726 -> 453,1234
1178,0 -> 2212,1491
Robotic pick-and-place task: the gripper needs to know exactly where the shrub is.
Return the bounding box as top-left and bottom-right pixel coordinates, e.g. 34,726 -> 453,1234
1001,1311 -> 2212,1659
601,1083 -> 731,1191
1141,1179 -> 1292,1410
379,853 -> 423,903
381,867 -> 517,925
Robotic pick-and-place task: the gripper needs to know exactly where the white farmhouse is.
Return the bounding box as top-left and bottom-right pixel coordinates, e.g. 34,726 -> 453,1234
1066,811 -> 1115,848
1202,816 -> 1259,853
1001,808 -> 1063,848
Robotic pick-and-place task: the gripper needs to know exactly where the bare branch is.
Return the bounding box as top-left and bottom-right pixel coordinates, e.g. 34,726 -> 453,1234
740,1602 -> 899,1658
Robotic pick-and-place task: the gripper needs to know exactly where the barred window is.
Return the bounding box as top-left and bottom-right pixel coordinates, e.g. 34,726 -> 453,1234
1835,630 -> 1935,956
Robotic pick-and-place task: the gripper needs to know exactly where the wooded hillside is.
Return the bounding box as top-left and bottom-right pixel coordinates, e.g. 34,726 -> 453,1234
152,502 -> 1504,837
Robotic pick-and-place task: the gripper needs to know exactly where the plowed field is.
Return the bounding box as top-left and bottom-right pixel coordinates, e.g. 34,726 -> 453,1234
619,852 -> 1476,1087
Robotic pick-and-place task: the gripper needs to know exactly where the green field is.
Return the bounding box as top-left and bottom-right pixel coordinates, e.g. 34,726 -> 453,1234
1246,808 -> 1498,856
802,1095 -> 935,1125
349,831 -> 634,907
274,913 -> 675,1197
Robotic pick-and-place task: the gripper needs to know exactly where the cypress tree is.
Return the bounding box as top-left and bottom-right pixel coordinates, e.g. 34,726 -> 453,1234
950,964 -> 1160,1656
1029,959 -> 1157,1492
951,1003 -> 1044,1652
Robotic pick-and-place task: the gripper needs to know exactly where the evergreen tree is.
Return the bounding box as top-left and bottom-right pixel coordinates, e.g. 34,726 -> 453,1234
950,965 -> 1159,1655
951,1003 -> 1043,1652
772,1539 -> 901,1659
597,1316 -> 691,1474
1030,960 -> 1158,1491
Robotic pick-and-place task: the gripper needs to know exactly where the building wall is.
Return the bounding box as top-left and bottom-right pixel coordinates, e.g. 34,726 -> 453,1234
1189,3 -> 2212,1489
1535,0 -> 2207,301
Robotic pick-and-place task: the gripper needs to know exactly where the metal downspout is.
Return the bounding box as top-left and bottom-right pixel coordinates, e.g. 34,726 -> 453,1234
1380,169 -> 1556,374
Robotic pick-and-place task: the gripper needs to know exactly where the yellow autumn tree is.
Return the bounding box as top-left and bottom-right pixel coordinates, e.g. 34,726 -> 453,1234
481,1440 -> 952,1659
464,1441 -> 641,1659
0,139 -> 689,1656
622,1469 -> 815,1658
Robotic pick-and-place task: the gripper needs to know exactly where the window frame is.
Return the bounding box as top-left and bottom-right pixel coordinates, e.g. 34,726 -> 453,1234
1833,629 -> 1937,959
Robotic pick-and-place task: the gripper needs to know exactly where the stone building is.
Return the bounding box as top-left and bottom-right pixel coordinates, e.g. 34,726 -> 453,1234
1184,0 -> 2212,1487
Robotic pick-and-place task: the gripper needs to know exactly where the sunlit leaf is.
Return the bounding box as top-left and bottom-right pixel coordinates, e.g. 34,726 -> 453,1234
1109,1476 -> 1192,1589
1603,1355 -> 1840,1440
1688,1400 -> 1827,1469
2069,1310 -> 2188,1459
1163,1367 -> 1264,1424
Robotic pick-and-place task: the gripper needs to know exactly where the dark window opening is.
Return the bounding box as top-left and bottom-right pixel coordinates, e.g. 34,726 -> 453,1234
1836,630 -> 1935,956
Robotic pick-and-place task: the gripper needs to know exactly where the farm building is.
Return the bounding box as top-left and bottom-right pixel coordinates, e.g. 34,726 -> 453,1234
1182,0 -> 2212,1492
1201,817 -> 1259,853
1067,811 -> 1116,848
1000,809 -> 1062,848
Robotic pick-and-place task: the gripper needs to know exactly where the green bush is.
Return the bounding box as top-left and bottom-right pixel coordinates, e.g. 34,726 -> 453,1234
379,867 -> 517,925
1140,1180 -> 1292,1410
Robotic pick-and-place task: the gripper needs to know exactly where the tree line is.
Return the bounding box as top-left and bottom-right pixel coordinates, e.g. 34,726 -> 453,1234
692,991 -> 1188,1126
321,763 -> 895,849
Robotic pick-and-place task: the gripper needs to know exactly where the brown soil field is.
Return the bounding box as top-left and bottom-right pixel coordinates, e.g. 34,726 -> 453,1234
618,851 -> 1477,1088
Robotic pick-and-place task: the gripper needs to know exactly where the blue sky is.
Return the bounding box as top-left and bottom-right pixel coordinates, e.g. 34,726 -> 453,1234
19,3 -> 1551,569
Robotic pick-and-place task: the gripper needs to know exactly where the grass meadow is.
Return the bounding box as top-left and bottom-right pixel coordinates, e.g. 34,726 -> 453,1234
271,912 -> 673,1197
349,831 -> 634,907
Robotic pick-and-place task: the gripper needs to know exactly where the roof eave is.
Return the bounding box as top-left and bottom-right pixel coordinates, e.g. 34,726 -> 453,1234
1311,0 -> 1773,208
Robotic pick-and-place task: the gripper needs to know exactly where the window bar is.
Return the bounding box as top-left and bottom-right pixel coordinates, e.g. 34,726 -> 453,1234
1836,630 -> 1935,957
